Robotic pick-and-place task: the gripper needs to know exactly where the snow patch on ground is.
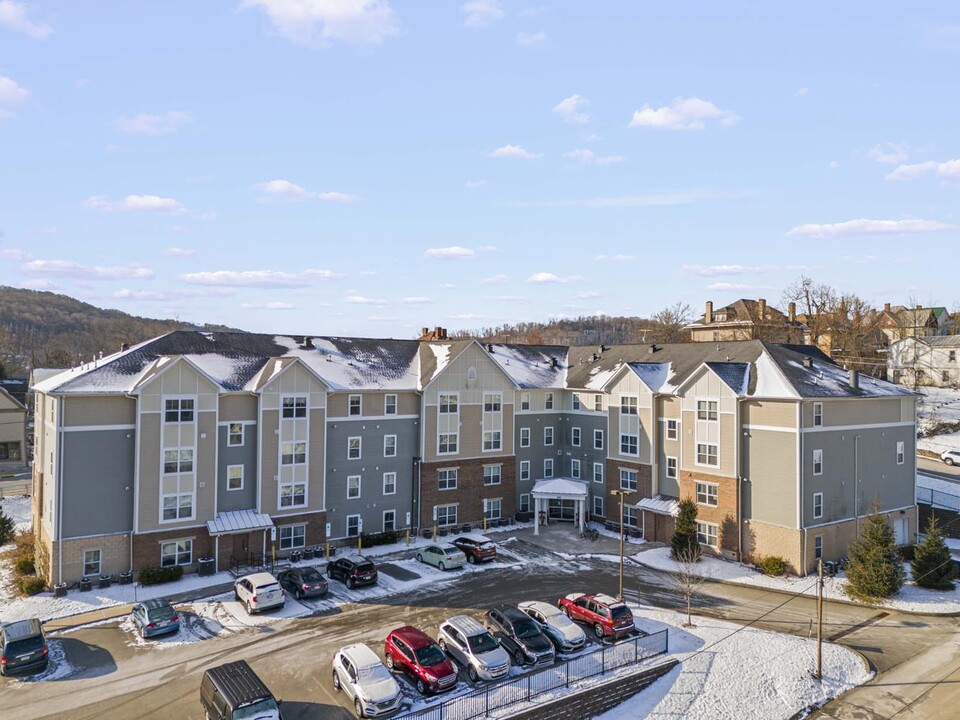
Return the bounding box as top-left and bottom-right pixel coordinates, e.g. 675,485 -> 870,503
918,387 -> 960,434
919,430 -> 960,455
0,495 -> 31,529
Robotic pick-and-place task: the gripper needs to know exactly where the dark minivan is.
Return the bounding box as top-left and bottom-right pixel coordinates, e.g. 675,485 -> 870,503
0,618 -> 48,677
200,660 -> 283,720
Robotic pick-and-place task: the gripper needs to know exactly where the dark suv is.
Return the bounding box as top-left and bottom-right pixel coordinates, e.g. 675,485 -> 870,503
327,555 -> 378,589
0,618 -> 48,677
484,605 -> 555,666
384,625 -> 458,694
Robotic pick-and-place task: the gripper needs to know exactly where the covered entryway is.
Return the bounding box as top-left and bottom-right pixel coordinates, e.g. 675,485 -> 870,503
532,478 -> 588,536
207,509 -> 275,575
637,496 -> 679,543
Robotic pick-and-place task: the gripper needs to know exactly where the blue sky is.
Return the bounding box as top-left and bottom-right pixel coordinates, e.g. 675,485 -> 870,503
1,1 -> 958,337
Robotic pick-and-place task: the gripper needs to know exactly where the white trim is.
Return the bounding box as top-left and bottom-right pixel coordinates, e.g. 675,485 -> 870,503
61,423 -> 137,433
216,419 -> 257,427
805,505 -> 915,530
665,456 -> 678,480
326,413 -> 419,422
520,427 -> 531,448
741,423 -> 795,433
544,426 -> 554,446
348,394 -> 363,417
520,460 -> 531,481
383,471 -> 397,496
813,491 -> 823,519
347,435 -> 362,459
384,393 -> 398,416
813,448 -> 823,476
347,474 -> 362,499
383,434 -> 398,457
226,463 -> 244,491
382,508 -> 397,532
802,421 -> 914,434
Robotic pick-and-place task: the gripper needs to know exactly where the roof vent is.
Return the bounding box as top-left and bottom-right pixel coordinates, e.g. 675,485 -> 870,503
304,337 -> 315,349
486,343 -> 494,353
598,345 -> 606,354
649,344 -> 657,354
121,343 -> 130,352
591,353 -> 599,362
550,357 -> 558,368
848,369 -> 860,390
802,356 -> 813,369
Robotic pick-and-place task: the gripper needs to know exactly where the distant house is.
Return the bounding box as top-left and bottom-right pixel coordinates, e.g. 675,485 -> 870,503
879,304 -> 952,345
887,336 -> 960,387
0,384 -> 26,462
685,299 -> 805,344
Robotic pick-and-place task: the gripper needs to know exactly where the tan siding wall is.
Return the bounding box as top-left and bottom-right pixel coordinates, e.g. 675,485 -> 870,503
138,413 -> 161,529
327,391 -> 418,417
398,392 -> 420,416
742,400 -> 796,428
219,394 -> 258,422
660,396 -> 680,419
743,429 -> 797,527
260,409 -> 280,512
63,396 -> 136,426
328,394 -> 348,417
802,398 -> 902,427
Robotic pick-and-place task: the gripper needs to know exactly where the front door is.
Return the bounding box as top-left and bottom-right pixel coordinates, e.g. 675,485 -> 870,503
548,499 -> 576,521
893,517 -> 908,546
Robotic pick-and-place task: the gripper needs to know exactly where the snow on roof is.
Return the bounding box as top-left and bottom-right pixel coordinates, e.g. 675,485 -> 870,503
532,477 -> 589,497
487,343 -> 567,388
705,362 -> 750,397
751,351 -> 800,399
429,343 -> 452,381
583,361 -> 624,391
769,344 -> 915,399
267,336 -> 421,391
625,362 -> 671,393
637,496 -> 680,516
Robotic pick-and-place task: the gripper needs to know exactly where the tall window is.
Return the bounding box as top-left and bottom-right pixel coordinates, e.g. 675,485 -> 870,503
228,422 -> 244,446
520,392 -> 530,411
347,475 -> 361,499
282,396 -> 306,419
619,468 -> 638,491
83,549 -> 102,577
383,471 -> 397,495
385,394 -> 397,415
620,433 -> 638,456
896,441 -> 905,465
279,480 -> 306,507
483,431 -> 502,452
594,429 -> 604,450
520,494 -> 530,513
164,398 -> 194,423
520,460 -> 530,481
544,427 -> 554,446
544,458 -> 554,478
696,521 -> 718,548
696,443 -> 718,467
593,495 -> 604,516
483,498 -> 502,520
347,515 -> 361,537
666,419 -> 678,441
161,539 -> 192,567
545,392 -> 554,410
162,485 -> 193,521
572,427 -> 581,447
624,506 -> 638,528
571,458 -> 581,479
348,436 -> 361,459
227,464 -> 244,491
814,535 -> 823,560
572,394 -> 581,410
281,441 -> 306,465
666,457 -> 678,479
696,482 -> 718,507
520,428 -> 531,447
813,449 -> 823,475
383,435 -> 397,457
483,465 -> 502,485
279,525 -> 305,550
438,468 -> 458,490
383,510 -> 396,532
813,492 -> 823,519
483,393 -> 503,451
594,394 -> 603,412
696,400 -> 718,421
620,396 -> 638,415
593,462 -> 604,483
349,395 -> 362,416
436,504 -> 458,526
164,448 -> 193,474
813,403 -> 823,427
439,393 -> 458,414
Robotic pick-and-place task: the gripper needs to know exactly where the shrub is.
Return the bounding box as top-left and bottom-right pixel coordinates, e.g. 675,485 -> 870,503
912,516 -> 957,590
846,508 -> 905,602
0,510 -> 14,546
759,556 -> 787,576
359,530 -> 399,548
14,554 -> 35,575
138,565 -> 184,586
19,576 -> 46,596
671,499 -> 701,562
14,529 -> 34,555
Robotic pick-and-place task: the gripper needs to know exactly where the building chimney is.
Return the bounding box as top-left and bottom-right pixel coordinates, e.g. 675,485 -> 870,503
421,327 -> 429,337
802,356 -> 813,369
758,298 -> 767,320
848,369 -> 860,389
121,343 -> 130,352
915,304 -> 922,310
304,337 -> 314,349
550,357 -> 558,368
788,302 -> 796,323
705,300 -> 713,324
649,344 -> 657,354
883,303 -> 891,313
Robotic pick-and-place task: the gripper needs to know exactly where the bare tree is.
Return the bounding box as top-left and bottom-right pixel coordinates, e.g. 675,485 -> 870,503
648,302 -> 693,344
669,548 -> 707,627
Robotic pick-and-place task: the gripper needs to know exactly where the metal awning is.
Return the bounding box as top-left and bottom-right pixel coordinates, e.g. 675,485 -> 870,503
531,477 -> 589,498
206,509 -> 275,536
636,496 -> 679,517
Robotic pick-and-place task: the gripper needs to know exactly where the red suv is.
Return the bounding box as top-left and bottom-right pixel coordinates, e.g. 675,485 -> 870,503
558,593 -> 635,640
384,626 -> 459,694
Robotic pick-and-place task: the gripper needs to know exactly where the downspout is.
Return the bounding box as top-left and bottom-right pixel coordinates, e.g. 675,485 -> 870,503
798,402 -> 805,573
55,396 -> 63,585
735,397 -> 741,562
128,392 -> 141,575
650,394 -> 659,498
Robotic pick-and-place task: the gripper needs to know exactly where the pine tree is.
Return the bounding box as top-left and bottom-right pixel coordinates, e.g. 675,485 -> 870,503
671,498 -> 701,562
912,516 -> 957,590
0,509 -> 14,546
845,509 -> 906,601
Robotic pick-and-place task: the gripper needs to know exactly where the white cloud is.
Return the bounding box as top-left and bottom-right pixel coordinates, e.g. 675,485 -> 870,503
868,142 -> 911,165
0,1 -> 53,39
23,259 -> 155,280
316,190 -> 360,202
255,179 -> 360,202
20,278 -> 60,291
786,218 -> 954,238
0,74 -> 29,118
526,272 -> 570,284
885,159 -> 960,183
682,264 -> 807,277
114,287 -> 233,301
795,87 -> 809,96
594,254 -> 634,261
487,295 -> 527,302
516,31 -> 546,47
629,97 -> 739,130
829,160 -> 840,169
466,179 -> 488,189
481,273 -> 508,284
346,294 -> 387,305
584,133 -> 601,142
113,111 -> 193,135
487,144 -> 541,160
424,246 -> 475,259
574,291 -> 603,299
0,247 -> 31,261
563,148 -> 624,165
240,301 -> 295,309
403,296 -> 432,304
165,247 -> 196,258
553,94 -> 589,124
461,0 -> 503,28
85,194 -> 185,213
180,269 -> 343,287
244,0 -> 399,46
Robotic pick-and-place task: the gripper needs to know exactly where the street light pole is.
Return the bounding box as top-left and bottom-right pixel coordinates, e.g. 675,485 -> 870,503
611,489 -> 632,600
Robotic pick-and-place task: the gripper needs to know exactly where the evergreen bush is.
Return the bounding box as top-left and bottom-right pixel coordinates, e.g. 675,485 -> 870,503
671,499 -> 701,562
845,510 -> 905,602
911,516 -> 957,590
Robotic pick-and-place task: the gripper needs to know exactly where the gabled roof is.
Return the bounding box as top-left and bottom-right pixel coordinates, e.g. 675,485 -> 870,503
485,343 -> 567,389
0,384 -> 26,411
685,298 -> 800,329
0,379 -> 27,407
418,339 -> 473,389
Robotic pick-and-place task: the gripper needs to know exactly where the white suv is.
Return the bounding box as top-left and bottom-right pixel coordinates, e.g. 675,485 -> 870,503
942,450 -> 960,466
234,572 -> 285,614
437,615 -> 510,683
332,643 -> 402,718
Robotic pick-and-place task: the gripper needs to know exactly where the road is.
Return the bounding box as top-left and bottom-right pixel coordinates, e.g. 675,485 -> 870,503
918,455 -> 960,482
3,538 -> 960,720
0,468 -> 31,498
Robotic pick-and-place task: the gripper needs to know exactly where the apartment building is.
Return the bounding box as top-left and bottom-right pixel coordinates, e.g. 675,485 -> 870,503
887,335 -> 960,387
31,331 -> 916,584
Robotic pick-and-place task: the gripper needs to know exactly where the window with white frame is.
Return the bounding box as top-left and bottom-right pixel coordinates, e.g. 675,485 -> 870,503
620,468 -> 638,491
572,394 -> 581,410
436,504 -> 458,526
439,393 -> 458,414
813,449 -> 823,475
696,443 -> 718,467
520,427 -> 531,447
347,515 -> 361,537
696,400 -> 718,421
438,468 -> 458,490
385,394 -> 397,415
594,394 -> 603,412
483,498 -> 502,520
696,482 -> 718,507
520,460 -> 530,480
666,419 -> 678,441
593,495 -> 604,516
619,395 -> 639,456
383,471 -> 397,495
161,539 -> 192,567
348,436 -> 361,460
896,441 -> 905,465
484,392 -> 501,412
482,392 -> 503,451
383,510 -> 396,532
227,464 -> 244,491
162,482 -> 194,521
279,525 -> 305,550
83,549 -> 101,577
593,462 -> 604,483
696,521 -> 719,548
571,458 -> 581,479
621,395 -> 638,415
521,392 -> 530,411
813,403 -> 823,427
164,448 -> 194,474
572,427 -> 581,447
544,427 -> 554,446
624,506 -> 638,528
438,433 -> 458,454
279,480 -> 306,508
384,434 -> 397,457
483,465 -> 502,485
620,432 -> 638,456
164,398 -> 194,423
814,535 -> 823,560
666,457 -> 678,480
544,458 -> 554,477
349,394 -> 362,416
282,396 -> 306,419
813,492 -> 823,519
281,441 -> 306,465
347,475 -> 361,499
228,422 -> 244,446
594,429 -> 604,450
483,431 -> 502,451
545,392 -> 554,410
520,493 -> 530,513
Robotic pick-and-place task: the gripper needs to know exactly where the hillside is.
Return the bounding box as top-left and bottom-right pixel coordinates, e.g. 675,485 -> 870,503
0,286 -> 239,377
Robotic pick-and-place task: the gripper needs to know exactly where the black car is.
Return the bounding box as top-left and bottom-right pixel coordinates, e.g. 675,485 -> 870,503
0,618 -> 48,677
326,555 -> 378,589
484,604 -> 555,667
277,566 -> 329,600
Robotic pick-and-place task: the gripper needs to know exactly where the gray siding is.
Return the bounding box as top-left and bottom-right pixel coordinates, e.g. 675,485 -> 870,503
217,424 -> 258,513
62,430 -> 135,538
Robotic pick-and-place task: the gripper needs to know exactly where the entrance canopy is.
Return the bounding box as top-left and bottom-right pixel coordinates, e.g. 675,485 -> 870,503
531,477 -> 589,535
207,509 -> 274,536
636,496 -> 679,517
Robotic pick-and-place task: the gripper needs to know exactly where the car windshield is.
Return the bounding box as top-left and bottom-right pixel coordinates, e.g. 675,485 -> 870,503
513,618 -> 541,639
147,605 -> 176,622
300,568 -> 323,583
468,632 -> 500,653
356,563 -> 375,573
255,582 -> 280,593
610,605 -> 632,620
232,698 -> 280,720
442,546 -> 459,554
415,643 -> 447,667
359,663 -> 392,683
7,636 -> 43,655
551,613 -> 576,629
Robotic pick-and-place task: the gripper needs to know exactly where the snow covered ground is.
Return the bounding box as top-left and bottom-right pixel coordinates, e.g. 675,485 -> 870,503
917,387 -> 960,435
0,495 -> 33,612
919,430 -> 960,455
633,546 -> 960,614
0,495 -> 31,529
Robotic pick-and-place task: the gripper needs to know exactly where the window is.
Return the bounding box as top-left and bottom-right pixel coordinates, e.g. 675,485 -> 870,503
593,462 -> 604,483
383,472 -> 397,495
521,392 -> 530,411
666,419 -> 678,441
384,434 -> 397,457
520,460 -> 530,480
483,465 -> 502,486
348,436 -> 361,460
544,427 -> 554,446
281,441 -> 306,465
349,394 -> 362,416
666,457 -> 678,480
696,482 -> 718,507
696,400 -> 718,421
624,506 -> 638,528
520,493 -> 531,513
439,393 -> 458,414
228,422 -> 244,446
438,433 -> 458,454
385,394 -> 397,415
436,504 -> 458,526
279,481 -> 306,508
813,492 -> 823,519
483,431 -> 502,451
483,498 -> 502,520
545,392 -> 554,410
696,443 -> 718,467
572,394 -> 581,410
594,394 -> 603,412
813,449 -> 823,476
383,510 -> 396,532
164,448 -> 194,474
227,464 -> 244,491
83,549 -> 101,577
950,350 -> 957,363
520,428 -> 531,447
571,458 -> 581,479
161,539 -> 192,567
620,433 -> 638,456
164,398 -> 194,423
945,371 -> 952,383
593,495 -> 604,516
696,521 -> 719,548
438,468 -> 458,491
814,535 -> 823,560
544,458 -> 554,478
896,441 -> 905,465
594,429 -> 604,450
162,486 -> 194,521
347,475 -> 361,499
347,515 -> 361,537
620,468 -> 638,491
620,396 -> 638,415
572,427 -> 581,447
282,396 -> 306,419
279,525 -> 305,550
483,393 -> 501,412
813,403 -> 823,427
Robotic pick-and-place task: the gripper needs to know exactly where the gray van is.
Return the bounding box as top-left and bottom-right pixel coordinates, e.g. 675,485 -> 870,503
0,618 -> 48,676
199,660 -> 283,720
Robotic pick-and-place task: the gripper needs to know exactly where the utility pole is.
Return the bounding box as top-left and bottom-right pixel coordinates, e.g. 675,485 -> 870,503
816,558 -> 824,681
611,489 -> 631,600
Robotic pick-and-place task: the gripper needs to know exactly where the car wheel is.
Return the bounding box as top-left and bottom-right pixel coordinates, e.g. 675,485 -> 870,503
355,698 -> 365,718
233,589 -> 240,602
561,606 -> 571,618
416,553 -> 423,563
347,577 -> 355,589
513,649 -> 525,666
439,561 -> 446,571
467,554 -> 476,564
947,458 -> 956,466
385,653 -> 395,670
296,589 -> 303,601
416,677 -> 426,694
467,665 -> 479,683
594,623 -> 605,639
332,669 -> 341,691
246,601 -> 254,615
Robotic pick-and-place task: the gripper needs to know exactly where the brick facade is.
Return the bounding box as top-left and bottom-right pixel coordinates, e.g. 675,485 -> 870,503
677,470 -> 739,556
605,460 -> 651,525
420,456 -> 516,529
132,526 -> 214,575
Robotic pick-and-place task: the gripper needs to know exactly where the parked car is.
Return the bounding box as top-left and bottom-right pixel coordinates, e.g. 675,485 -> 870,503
437,615 -> 510,683
416,544 -> 467,571
451,534 -> 497,564
517,600 -> 586,654
327,555 -> 379,589
484,604 -> 555,667
200,659 -> 283,720
332,643 -> 402,718
942,449 -> 960,466
558,593 -> 635,640
277,566 -> 328,600
384,625 -> 458,694
234,572 -> 285,614
130,598 -> 180,639
0,618 -> 48,677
